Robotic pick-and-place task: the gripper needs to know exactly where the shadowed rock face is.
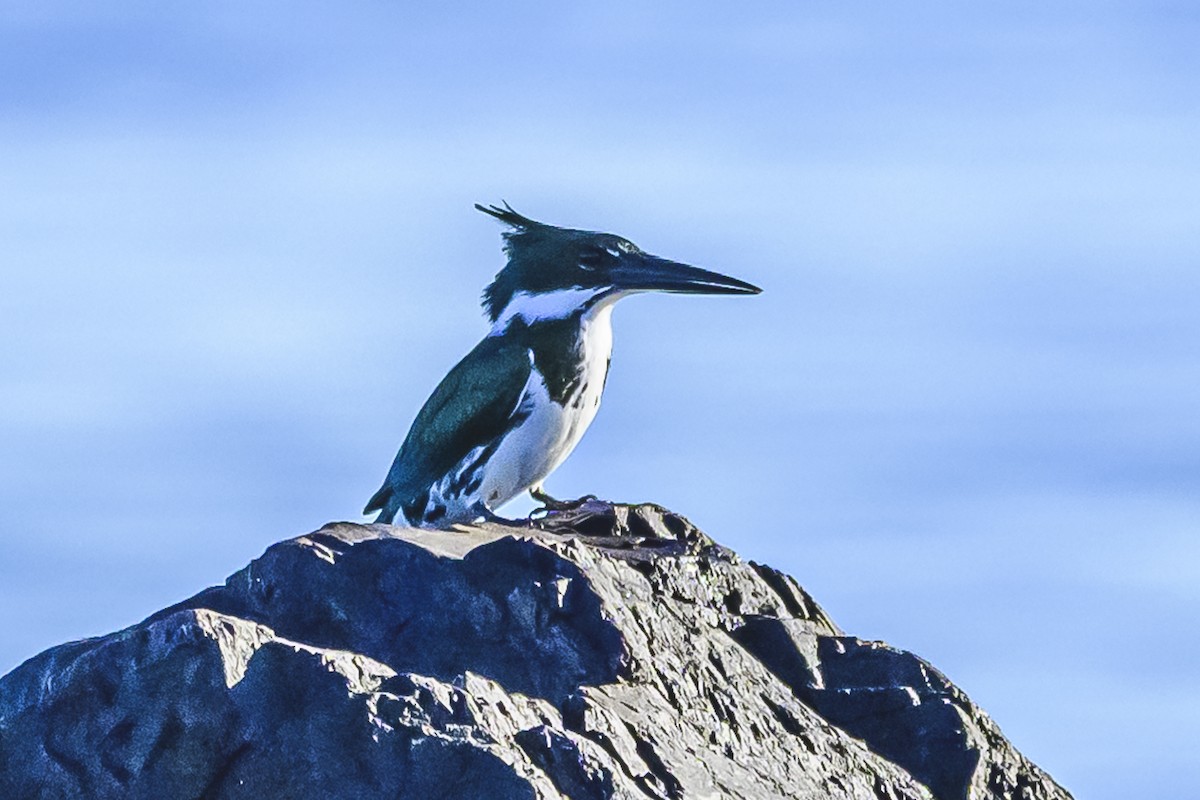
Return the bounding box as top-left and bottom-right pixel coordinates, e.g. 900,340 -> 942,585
0,502 -> 1073,800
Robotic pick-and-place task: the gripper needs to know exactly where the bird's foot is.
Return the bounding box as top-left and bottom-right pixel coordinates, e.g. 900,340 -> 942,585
530,491 -> 601,516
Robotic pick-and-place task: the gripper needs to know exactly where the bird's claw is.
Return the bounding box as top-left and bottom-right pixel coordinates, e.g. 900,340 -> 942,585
531,492 -> 600,515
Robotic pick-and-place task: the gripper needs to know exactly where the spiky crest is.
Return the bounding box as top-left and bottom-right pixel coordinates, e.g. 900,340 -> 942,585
474,202 -> 544,231
476,201 -> 623,323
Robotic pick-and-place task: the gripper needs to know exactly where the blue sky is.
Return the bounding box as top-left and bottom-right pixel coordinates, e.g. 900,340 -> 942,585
2,3 -> 1198,796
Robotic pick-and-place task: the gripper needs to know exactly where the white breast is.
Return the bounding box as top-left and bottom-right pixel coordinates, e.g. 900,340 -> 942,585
428,302 -> 614,520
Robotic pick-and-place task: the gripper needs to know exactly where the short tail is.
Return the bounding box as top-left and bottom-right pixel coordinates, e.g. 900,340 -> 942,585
364,485 -> 397,523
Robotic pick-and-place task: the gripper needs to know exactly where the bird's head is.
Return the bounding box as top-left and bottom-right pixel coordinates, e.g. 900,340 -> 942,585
477,202 -> 761,330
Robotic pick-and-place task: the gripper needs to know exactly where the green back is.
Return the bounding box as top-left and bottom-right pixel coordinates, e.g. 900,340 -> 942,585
365,334 -> 533,518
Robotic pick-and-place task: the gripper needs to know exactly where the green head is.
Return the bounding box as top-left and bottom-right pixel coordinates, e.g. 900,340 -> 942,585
476,202 -> 761,326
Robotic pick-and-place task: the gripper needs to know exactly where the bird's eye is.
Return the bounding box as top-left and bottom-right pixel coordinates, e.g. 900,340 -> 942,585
579,251 -> 603,271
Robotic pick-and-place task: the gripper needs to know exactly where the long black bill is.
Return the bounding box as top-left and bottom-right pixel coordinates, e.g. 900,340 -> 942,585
611,253 -> 762,295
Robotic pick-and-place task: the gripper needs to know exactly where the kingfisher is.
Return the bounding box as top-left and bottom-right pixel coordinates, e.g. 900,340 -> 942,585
365,202 -> 761,527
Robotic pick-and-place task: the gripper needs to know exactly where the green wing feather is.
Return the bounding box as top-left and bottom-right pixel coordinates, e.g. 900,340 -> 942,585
365,335 -> 533,520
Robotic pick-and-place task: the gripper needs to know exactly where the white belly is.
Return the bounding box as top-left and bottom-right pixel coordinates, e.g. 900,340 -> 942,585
429,304 -> 613,521
478,366 -> 604,508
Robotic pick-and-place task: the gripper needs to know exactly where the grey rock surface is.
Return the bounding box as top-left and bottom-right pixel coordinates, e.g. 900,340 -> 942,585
0,502 -> 1072,799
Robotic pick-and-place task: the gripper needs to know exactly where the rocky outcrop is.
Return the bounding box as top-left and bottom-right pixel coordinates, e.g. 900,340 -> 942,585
0,502 -> 1072,799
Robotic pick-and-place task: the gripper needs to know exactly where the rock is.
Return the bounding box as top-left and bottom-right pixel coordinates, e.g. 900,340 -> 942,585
0,502 -> 1072,799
